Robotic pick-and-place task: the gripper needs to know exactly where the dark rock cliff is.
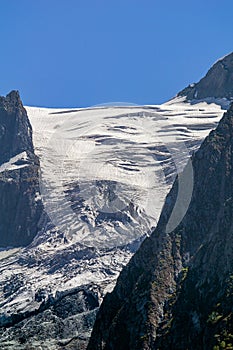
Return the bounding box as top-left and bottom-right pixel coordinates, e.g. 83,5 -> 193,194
0,90 -> 34,164
0,91 -> 43,247
88,102 -> 233,349
178,52 -> 233,101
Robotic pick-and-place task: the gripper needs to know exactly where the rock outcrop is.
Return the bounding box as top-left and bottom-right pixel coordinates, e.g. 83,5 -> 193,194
88,103 -> 233,349
0,91 -> 43,247
178,52 -> 233,101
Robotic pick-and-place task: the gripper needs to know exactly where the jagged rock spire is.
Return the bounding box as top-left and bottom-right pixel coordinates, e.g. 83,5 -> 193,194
0,90 -> 33,164
0,91 -> 43,246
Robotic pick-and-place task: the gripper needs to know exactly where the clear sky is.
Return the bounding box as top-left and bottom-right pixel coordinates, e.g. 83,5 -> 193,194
1,0 -> 233,107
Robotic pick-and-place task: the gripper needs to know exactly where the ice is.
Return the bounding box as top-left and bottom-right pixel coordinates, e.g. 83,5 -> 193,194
26,100 -> 223,234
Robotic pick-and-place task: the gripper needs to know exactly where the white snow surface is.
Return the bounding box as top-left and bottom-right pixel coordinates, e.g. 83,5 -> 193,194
0,98 -> 226,346
25,98 -> 224,247
0,152 -> 29,173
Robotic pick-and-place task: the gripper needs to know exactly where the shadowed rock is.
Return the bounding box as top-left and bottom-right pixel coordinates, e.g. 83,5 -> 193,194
0,91 -> 43,247
178,52 -> 233,101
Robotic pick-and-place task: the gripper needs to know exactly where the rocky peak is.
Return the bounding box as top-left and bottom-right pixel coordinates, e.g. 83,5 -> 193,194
88,102 -> 233,349
0,90 -> 23,109
0,91 -> 43,247
178,52 -> 233,101
0,90 -> 33,164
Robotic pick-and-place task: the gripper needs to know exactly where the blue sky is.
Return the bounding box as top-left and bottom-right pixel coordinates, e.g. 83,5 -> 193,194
1,0 -> 233,107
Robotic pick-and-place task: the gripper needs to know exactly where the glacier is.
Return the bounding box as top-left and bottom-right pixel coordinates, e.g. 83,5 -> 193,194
0,97 -> 226,349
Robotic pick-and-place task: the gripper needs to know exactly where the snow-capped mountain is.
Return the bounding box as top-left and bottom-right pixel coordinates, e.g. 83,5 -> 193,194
0,53 -> 233,349
0,99 -> 224,349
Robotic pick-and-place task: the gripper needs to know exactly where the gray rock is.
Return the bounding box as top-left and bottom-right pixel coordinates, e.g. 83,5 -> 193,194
178,52 -> 233,101
0,91 -> 43,247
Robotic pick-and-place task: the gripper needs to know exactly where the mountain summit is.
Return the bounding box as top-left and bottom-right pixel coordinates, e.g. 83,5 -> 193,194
178,52 -> 233,101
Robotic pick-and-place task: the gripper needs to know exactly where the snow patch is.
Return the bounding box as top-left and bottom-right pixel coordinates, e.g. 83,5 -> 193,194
0,152 -> 29,173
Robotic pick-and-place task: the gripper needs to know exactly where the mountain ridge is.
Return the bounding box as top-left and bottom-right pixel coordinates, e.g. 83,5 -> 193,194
178,52 -> 233,102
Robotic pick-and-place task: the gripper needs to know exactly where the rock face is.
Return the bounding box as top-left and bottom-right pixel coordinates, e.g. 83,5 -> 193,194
0,279 -> 99,350
178,52 -> 233,101
0,91 -> 34,163
88,103 -> 233,349
0,91 -> 43,246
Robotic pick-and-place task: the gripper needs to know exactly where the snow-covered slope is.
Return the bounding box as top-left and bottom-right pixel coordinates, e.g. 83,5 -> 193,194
26,98 -> 225,247
0,98 -> 226,349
